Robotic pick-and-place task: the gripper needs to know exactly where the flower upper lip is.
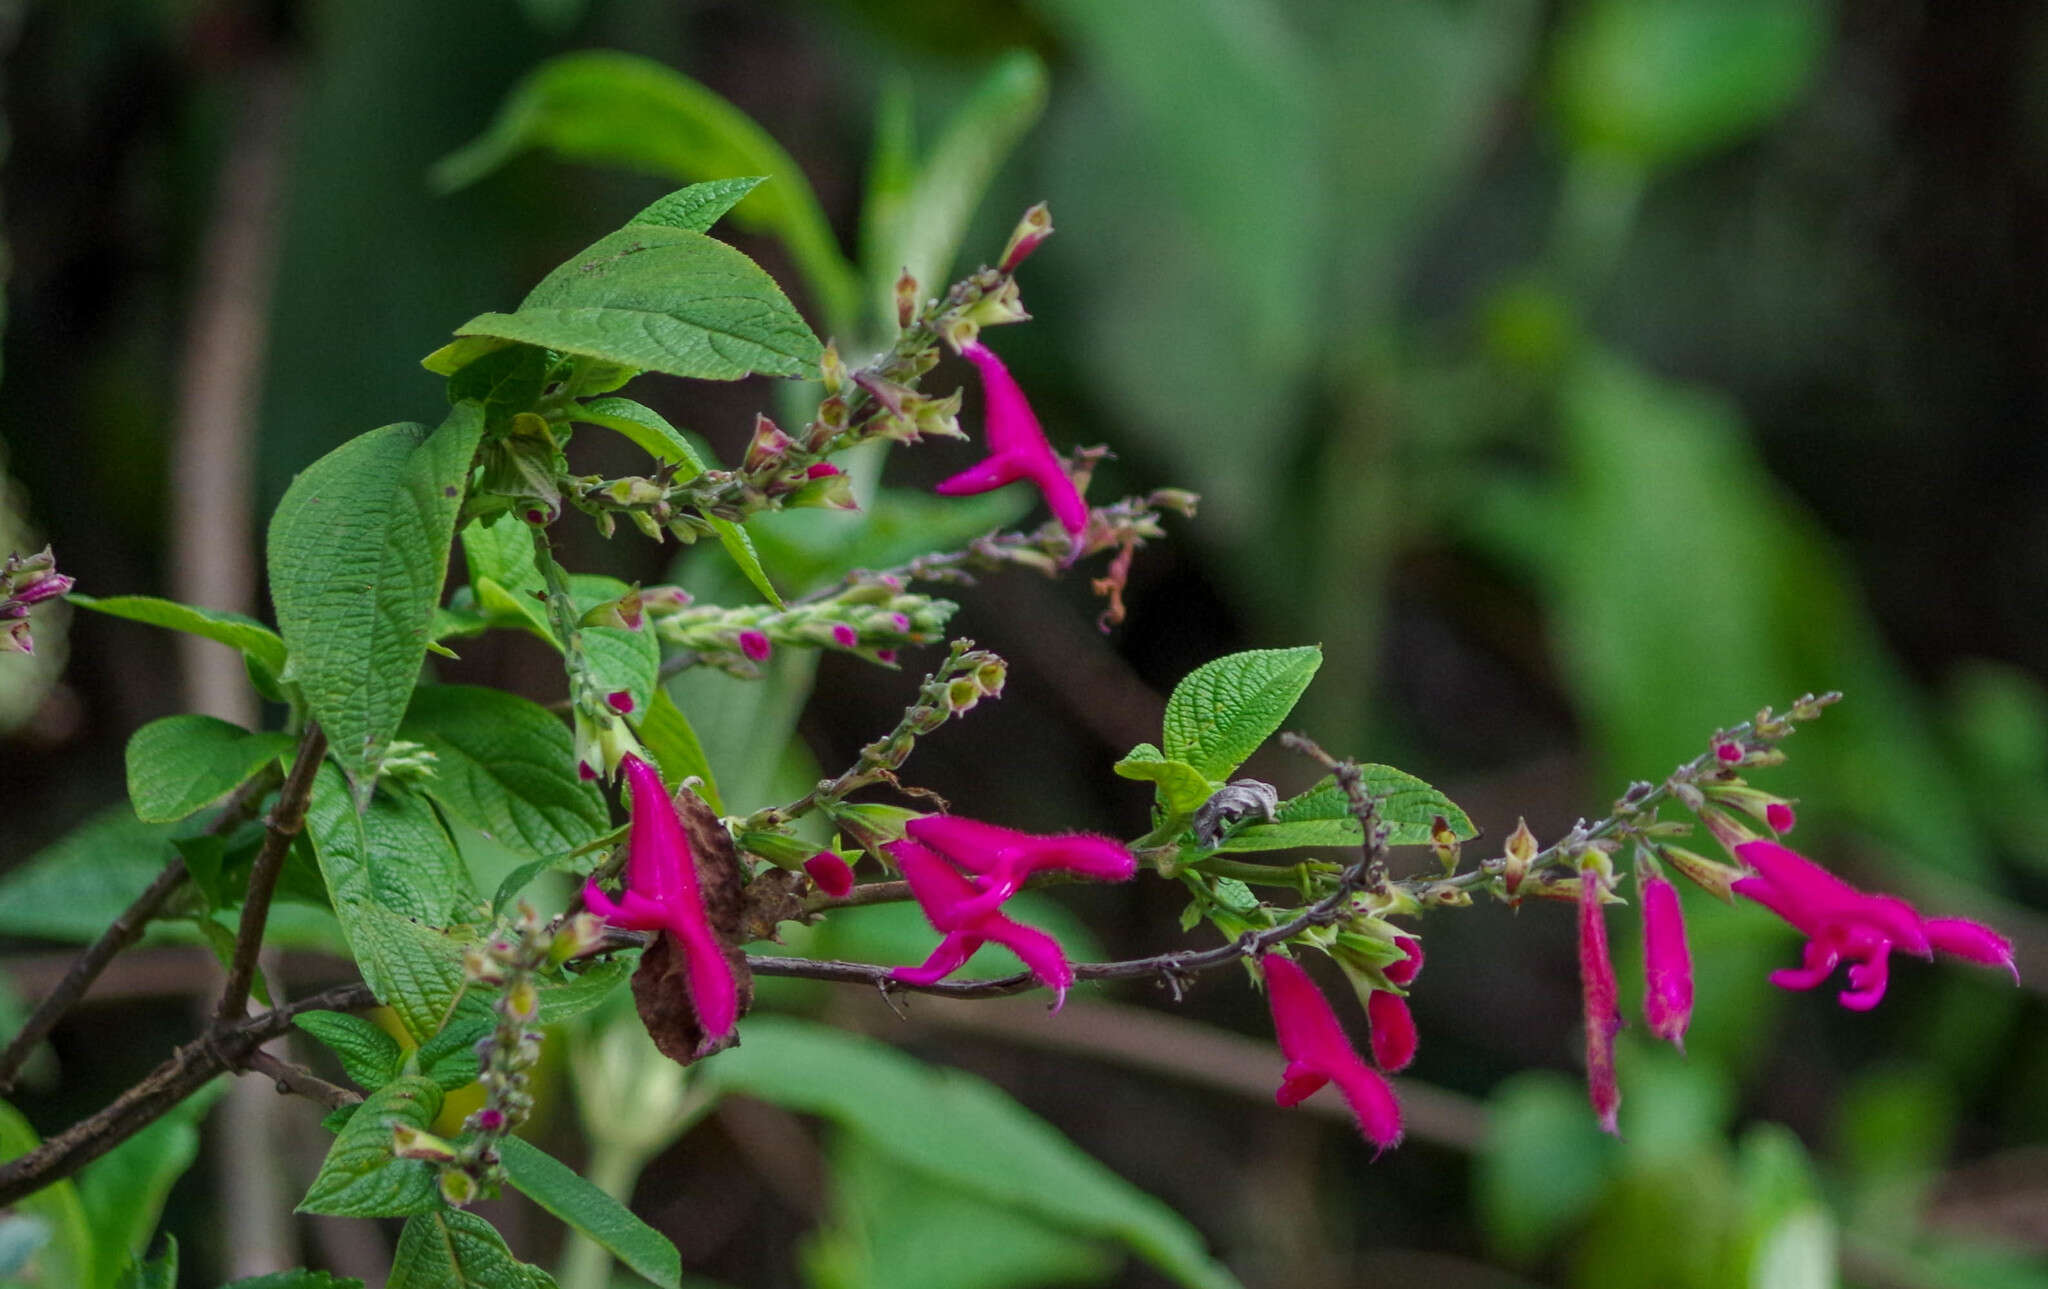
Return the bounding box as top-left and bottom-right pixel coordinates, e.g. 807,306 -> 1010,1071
935,340 -> 1091,544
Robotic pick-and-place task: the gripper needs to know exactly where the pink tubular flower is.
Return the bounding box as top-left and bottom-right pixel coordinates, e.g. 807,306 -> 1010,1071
1260,953 -> 1403,1153
803,852 -> 855,899
1384,935 -> 1424,986
1366,991 -> 1417,1073
1578,872 -> 1622,1136
1766,802 -> 1797,834
1733,839 -> 2017,1010
937,341 -> 1090,542
581,755 -> 738,1053
1640,872 -> 1693,1049
903,813 -> 1135,927
888,839 -> 1075,1006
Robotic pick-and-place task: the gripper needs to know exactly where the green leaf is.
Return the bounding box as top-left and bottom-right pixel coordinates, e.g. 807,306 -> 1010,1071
863,51 -> 1047,333
296,1010 -> 405,1089
803,1133 -> 1115,1289
432,52 -> 859,335
456,225 -> 822,383
1160,647 -> 1321,780
67,594 -> 287,679
388,1207 -> 558,1289
297,1075 -> 444,1217
76,1087 -> 219,1288
111,1235 -> 175,1289
1550,0 -> 1827,169
1217,765 -> 1475,852
634,688 -> 723,816
399,685 -> 608,857
499,1137 -> 681,1288
1112,745 -> 1215,819
0,809 -> 172,943
1476,1072 -> 1616,1264
706,1018 -> 1239,1289
124,715 -> 290,824
268,406 -> 485,790
443,343 -> 548,425
421,334 -> 515,378
630,177 -> 766,234
571,575 -> 664,713
0,1099 -> 97,1289
222,1272 -> 366,1289
305,765 -> 474,1040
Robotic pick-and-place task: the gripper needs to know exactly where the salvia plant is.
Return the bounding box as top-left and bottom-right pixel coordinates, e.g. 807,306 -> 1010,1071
0,62 -> 2022,1289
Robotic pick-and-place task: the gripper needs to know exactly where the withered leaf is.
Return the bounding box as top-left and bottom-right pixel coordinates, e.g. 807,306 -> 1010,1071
631,783 -> 753,1066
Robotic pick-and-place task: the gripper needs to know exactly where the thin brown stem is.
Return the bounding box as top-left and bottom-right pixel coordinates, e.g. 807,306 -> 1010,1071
0,981 -> 375,1207
214,724 -> 327,1025
243,1048 -> 361,1112
0,765 -> 280,1095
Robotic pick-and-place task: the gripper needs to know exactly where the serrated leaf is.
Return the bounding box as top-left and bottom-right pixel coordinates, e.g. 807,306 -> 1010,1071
444,343 -> 547,424
268,406 -> 485,790
634,687 -> 724,816
573,397 -> 781,607
456,225 -> 821,383
304,765 -> 475,1041
296,1010 -> 405,1089
499,1136 -> 681,1288
706,1017 -> 1239,1289
571,575 -> 664,711
388,1207 -> 558,1289
297,1076 -> 444,1217
68,594 -> 288,678
630,176 -> 766,233
414,1009 -> 494,1092
1161,646 -> 1322,780
1217,765 -> 1474,852
399,685 -> 608,857
1210,877 -> 1259,913
432,52 -> 859,334
123,715 -> 290,824
222,1271 -> 367,1289
1112,744 -> 1215,818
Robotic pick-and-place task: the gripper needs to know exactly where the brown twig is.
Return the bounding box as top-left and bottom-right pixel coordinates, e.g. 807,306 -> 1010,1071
214,723 -> 327,1025
0,764 -> 280,1095
244,1048 -> 361,1112
0,981 -> 376,1207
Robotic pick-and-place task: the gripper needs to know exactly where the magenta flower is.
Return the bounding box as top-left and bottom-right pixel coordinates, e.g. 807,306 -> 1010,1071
582,755 -> 738,1054
937,341 -> 1089,542
1366,991 -> 1417,1073
1733,839 -> 2017,1010
1260,953 -> 1403,1153
605,690 -> 635,715
1384,935 -> 1424,986
903,813 -> 1135,928
738,630 -> 772,663
888,839 -> 1075,1006
803,851 -> 854,899
1578,872 -> 1622,1136
830,623 -> 858,648
1640,872 -> 1693,1049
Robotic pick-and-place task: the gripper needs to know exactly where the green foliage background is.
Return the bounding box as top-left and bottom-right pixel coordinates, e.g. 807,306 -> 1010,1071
1,1 -> 2044,1286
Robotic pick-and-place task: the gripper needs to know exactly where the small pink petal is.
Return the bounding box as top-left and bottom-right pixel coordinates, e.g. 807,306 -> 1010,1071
738,630 -> 772,662
1383,936 -> 1424,987
1924,917 -> 2019,982
803,852 -> 855,899
606,689 -> 635,715
1366,991 -> 1417,1073
1715,741 -> 1743,763
830,623 -> 858,648
1766,802 -> 1796,833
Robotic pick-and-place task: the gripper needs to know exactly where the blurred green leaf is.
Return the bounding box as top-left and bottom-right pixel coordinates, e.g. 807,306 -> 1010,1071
1727,1125 -> 1834,1289
802,1132 -> 1116,1289
124,716 -> 289,824
401,684 -> 609,857
499,1136 -> 681,1289
705,1017 -> 1239,1289
268,407 -> 484,792
0,1100 -> 97,1289
864,51 -> 1047,332
1161,646 -> 1322,780
76,1085 -> 219,1289
434,52 -> 860,334
109,1236 -> 174,1289
457,224 -> 822,383
1476,1071 -> 1616,1264
1942,660 -> 2048,873
221,1272 -> 367,1289
297,1076 -> 444,1217
635,688 -> 724,816
0,809 -> 171,943
1549,0 -> 1829,169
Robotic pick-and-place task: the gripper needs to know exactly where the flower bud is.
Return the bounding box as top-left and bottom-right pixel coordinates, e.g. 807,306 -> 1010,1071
999,202 -> 1053,273
740,829 -> 814,870
789,469 -> 858,510
820,342 -> 848,395
946,677 -> 982,712
546,913 -> 605,966
744,415 -> 794,471
579,586 -> 645,632
10,568 -> 73,607
1502,817 -> 1538,899
803,851 -> 855,899
505,978 -> 540,1023
1657,844 -> 1745,902
963,278 -> 1029,329
1702,782 -> 1798,835
1697,805 -> 1757,857
1430,815 -> 1460,875
390,1124 -> 459,1163
738,630 -> 772,663
438,1169 -> 480,1207
896,270 -> 919,330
